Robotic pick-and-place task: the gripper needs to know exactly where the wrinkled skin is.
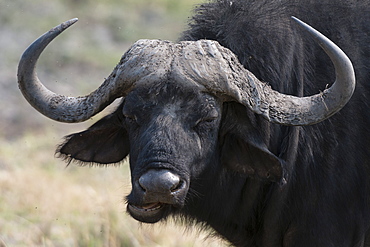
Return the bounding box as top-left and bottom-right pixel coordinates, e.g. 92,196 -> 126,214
58,79 -> 282,226
124,82 -> 222,222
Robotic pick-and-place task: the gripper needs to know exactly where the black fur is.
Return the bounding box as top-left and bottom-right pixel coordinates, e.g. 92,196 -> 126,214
57,103 -> 129,165
57,0 -> 370,246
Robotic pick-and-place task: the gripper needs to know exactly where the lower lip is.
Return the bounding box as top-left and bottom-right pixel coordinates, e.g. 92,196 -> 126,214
130,203 -> 163,212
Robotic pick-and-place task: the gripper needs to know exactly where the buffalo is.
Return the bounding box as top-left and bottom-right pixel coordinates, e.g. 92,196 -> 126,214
18,0 -> 370,246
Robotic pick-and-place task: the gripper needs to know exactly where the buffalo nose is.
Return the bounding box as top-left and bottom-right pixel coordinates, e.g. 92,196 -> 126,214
139,169 -> 181,193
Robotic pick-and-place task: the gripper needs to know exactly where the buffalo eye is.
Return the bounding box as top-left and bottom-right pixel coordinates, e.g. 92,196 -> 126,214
193,111 -> 219,132
123,113 -> 139,127
193,117 -> 218,137
195,117 -> 217,126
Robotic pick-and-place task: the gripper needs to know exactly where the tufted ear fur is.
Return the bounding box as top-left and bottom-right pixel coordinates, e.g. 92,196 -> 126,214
220,102 -> 283,182
57,105 -> 130,165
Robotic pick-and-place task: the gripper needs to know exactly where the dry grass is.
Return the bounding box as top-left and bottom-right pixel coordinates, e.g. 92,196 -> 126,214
1,0 -> 228,245
0,130 -> 226,246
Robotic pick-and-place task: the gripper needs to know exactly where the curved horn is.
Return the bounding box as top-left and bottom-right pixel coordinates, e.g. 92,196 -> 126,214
263,16 -> 356,125
17,19 -> 172,123
17,18 -> 118,123
174,17 -> 355,126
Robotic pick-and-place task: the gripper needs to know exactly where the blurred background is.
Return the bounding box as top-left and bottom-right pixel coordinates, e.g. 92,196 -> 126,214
0,0 -> 226,246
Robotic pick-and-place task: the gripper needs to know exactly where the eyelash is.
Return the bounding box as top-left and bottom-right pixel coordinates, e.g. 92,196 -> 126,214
193,117 -> 217,131
123,114 -> 139,128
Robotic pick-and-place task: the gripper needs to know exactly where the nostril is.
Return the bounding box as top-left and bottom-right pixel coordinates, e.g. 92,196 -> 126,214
138,174 -> 152,192
138,177 -> 147,192
139,169 -> 182,193
170,179 -> 185,192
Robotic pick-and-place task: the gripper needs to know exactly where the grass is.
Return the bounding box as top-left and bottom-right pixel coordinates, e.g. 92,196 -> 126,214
0,129 -> 226,246
1,0 -> 228,245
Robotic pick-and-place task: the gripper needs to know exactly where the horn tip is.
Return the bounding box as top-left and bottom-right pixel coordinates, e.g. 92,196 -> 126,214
290,16 -> 299,21
62,18 -> 79,29
290,16 -> 306,27
70,18 -> 79,23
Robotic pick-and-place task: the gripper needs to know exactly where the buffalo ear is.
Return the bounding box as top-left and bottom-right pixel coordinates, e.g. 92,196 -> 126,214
220,102 -> 283,182
57,110 -> 129,165
221,132 -> 283,182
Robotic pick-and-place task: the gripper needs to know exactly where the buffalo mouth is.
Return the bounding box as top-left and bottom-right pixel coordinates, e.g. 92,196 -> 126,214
127,202 -> 169,223
126,168 -> 189,223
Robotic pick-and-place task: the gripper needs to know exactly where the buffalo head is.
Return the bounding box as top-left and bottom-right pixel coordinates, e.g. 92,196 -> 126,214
18,18 -> 355,223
